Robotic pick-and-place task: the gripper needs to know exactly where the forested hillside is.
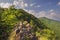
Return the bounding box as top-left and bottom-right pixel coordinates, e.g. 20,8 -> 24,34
0,6 -> 55,40
39,17 -> 60,40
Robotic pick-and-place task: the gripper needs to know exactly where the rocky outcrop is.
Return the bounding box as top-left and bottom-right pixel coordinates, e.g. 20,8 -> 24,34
9,21 -> 38,40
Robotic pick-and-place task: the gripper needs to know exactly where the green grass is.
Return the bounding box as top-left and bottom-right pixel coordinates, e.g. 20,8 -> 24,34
39,17 -> 60,40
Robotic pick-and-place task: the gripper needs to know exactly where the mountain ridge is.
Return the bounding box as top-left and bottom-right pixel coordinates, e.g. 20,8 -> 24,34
40,17 -> 60,22
0,7 -> 55,40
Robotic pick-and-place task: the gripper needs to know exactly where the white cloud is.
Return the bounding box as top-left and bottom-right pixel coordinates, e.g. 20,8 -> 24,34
28,10 -> 35,15
30,3 -> 36,7
50,12 -> 56,16
0,0 -> 28,8
58,2 -> 60,5
23,9 -> 28,12
45,10 -> 57,19
37,11 -> 46,17
0,2 -> 12,8
35,5 -> 40,7
24,3 -> 28,7
25,9 -> 58,20
24,9 -> 59,20
20,1 -> 25,8
13,1 -> 19,5
49,9 -> 54,12
47,12 -> 56,19
23,9 -> 35,15
13,0 -> 28,9
49,10 -> 56,17
24,10 -> 47,18
30,3 -> 40,8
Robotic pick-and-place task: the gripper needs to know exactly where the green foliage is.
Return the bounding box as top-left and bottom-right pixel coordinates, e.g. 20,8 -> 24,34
39,17 -> 60,40
0,7 -> 56,40
36,29 -> 55,40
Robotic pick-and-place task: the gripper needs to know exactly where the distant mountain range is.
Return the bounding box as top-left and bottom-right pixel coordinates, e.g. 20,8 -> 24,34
39,17 -> 60,40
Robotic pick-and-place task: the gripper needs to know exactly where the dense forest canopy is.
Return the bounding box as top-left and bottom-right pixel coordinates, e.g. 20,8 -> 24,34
0,6 -> 56,40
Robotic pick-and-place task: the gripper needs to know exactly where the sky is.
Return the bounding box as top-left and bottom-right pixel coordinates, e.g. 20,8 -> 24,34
0,0 -> 60,21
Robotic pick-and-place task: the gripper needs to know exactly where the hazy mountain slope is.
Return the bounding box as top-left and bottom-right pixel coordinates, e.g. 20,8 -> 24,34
39,17 -> 60,40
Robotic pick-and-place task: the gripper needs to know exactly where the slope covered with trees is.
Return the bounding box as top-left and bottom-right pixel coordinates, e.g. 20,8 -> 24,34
39,17 -> 60,40
0,6 -> 55,40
